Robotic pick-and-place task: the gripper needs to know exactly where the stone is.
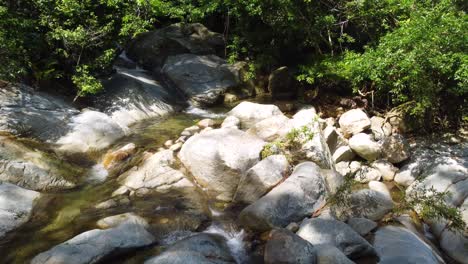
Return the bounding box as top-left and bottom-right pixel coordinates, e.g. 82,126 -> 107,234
346,189 -> 394,221
239,162 -> 327,232
31,215 -> 155,264
368,181 -> 391,198
102,143 -> 136,169
96,213 -> 148,229
332,146 -> 355,163
145,233 -> 235,264
162,54 -> 239,106
0,183 -> 40,238
439,227 -> 468,264
127,23 -> 224,70
179,128 -> 265,201
349,133 -> 381,161
322,169 -> 344,194
324,126 -> 339,152
221,115 -> 240,129
169,142 -> 183,151
370,116 -> 392,140
264,228 -> 316,264
234,155 -> 289,204
338,109 -> 371,137
371,160 -> 398,181
373,226 -> 443,264
164,140 -> 173,148
285,222 -> 300,233
314,245 -> 355,264
355,166 -> 382,183
227,102 -> 283,129
297,218 -> 377,259
246,114 -> 292,142
267,66 -> 297,99
197,118 -> 215,128
347,218 -> 377,236
381,134 -> 410,164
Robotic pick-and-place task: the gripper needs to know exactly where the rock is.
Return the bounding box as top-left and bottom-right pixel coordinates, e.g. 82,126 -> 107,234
439,227 -> 468,264
31,214 -> 155,264
96,213 -> 148,229
297,218 -> 377,259
285,222 -> 300,232
381,134 -> 410,163
197,118 -> 215,128
184,125 -> 201,134
0,183 -> 40,238
347,218 -> 378,236
169,142 -> 183,151
338,109 -> 371,137
239,162 -> 327,232
314,245 -> 355,264
346,189 -> 394,221
324,126 -> 339,152
118,150 -> 195,195
221,115 -> 240,129
394,146 -> 435,186
333,146 -> 355,163
370,116 -> 392,140
373,226 -> 442,264
371,160 -> 398,181
162,54 -> 239,106
0,83 -> 78,141
145,233 -> 235,264
179,128 -> 265,201
246,114 -> 292,141
322,169 -> 344,194
0,135 -> 81,191
264,228 -> 316,264
127,23 -> 224,70
355,166 -> 382,183
227,102 -> 283,129
164,140 -> 174,148
102,143 -> 136,169
368,181 -> 391,198
234,155 -> 289,204
335,161 -> 362,178
349,133 -> 381,161
267,66 -> 297,99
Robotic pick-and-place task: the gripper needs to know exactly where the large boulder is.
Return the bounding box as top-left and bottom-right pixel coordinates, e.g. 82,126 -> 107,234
338,109 -> 371,137
313,245 -> 355,264
227,102 -> 283,129
246,114 -> 292,142
179,128 -> 265,201
0,183 -> 40,238
267,66 -> 297,99
370,116 -> 392,140
344,189 -> 394,221
373,226 -> 443,264
162,54 -> 239,106
347,218 -> 378,236
234,155 -> 289,204
0,83 -> 78,141
354,166 -> 382,183
264,228 -> 317,264
239,162 -> 327,232
31,214 -> 155,264
349,133 -> 381,161
127,23 -> 224,71
371,160 -> 398,181
297,218 -> 377,259
145,233 -> 236,264
381,134 -> 410,164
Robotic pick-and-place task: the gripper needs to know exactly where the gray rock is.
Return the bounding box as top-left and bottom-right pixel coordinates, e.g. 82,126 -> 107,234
246,114 -> 291,142
314,245 -> 355,264
197,118 -> 215,128
381,134 -> 410,164
127,23 -> 224,70
370,116 -> 392,140
268,66 -> 297,99
227,102 -> 283,129
371,160 -> 398,181
162,54 -> 239,106
234,155 -> 289,204
368,181 -> 392,199
355,166 -> 382,183
0,183 -> 40,238
349,133 -> 381,161
145,233 -> 235,264
373,226 -> 442,264
239,162 -> 327,231
297,218 -> 377,259
323,126 -> 339,152
333,146 -> 356,163
31,215 -> 155,264
347,218 -> 378,236
264,228 -> 316,264
221,116 -> 240,129
346,189 -> 394,221
338,109 -> 371,137
179,128 -> 265,201
322,169 -> 344,194
439,227 -> 468,264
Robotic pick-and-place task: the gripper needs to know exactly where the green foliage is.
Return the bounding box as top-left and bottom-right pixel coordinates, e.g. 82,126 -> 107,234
72,65 -> 103,97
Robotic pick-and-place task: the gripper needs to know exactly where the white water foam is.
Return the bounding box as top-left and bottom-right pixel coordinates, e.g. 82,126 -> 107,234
204,223 -> 247,264
87,164 -> 108,183
184,104 -> 226,119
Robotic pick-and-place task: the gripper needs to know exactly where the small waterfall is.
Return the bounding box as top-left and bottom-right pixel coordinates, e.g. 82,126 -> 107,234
87,164 -> 108,183
184,103 -> 226,119
204,223 -> 247,264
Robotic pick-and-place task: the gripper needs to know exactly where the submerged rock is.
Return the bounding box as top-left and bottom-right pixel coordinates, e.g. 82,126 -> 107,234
227,102 -> 283,129
179,128 -> 265,201
0,183 -> 40,238
239,162 -> 327,231
264,228 -> 316,264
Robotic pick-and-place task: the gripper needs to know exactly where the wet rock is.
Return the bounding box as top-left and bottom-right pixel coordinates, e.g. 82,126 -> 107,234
338,109 -> 371,137
268,66 -> 297,99
227,102 -> 283,129
297,218 -> 377,259
333,146 -> 355,163
370,116 -> 392,140
162,54 -> 239,106
179,128 -> 265,201
265,228 -> 316,264
239,162 -> 327,232
371,160 -> 398,181
145,233 -> 235,264
234,155 -> 289,204
31,214 -> 155,264
349,133 -> 381,161
355,166 -> 382,183
127,23 -> 224,70
373,226 -> 442,264
246,114 -> 291,142
314,245 -> 355,264
221,115 -> 240,129
347,218 -> 377,236
197,118 -> 215,128
0,183 -> 40,238
96,213 -> 148,229
381,134 -> 410,164
346,189 -> 393,221
102,143 -> 136,170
